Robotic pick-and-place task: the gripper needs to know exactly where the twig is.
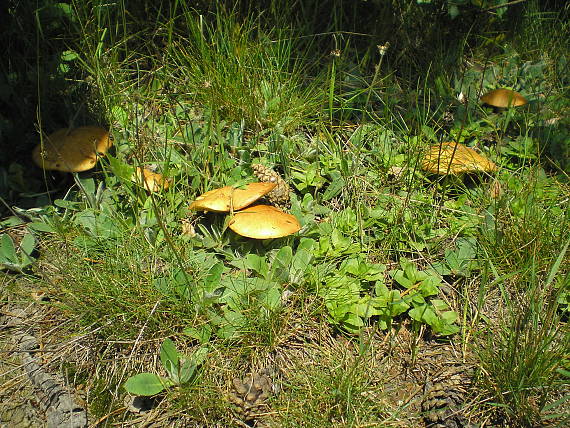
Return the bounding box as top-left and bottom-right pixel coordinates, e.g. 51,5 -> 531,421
482,0 -> 527,13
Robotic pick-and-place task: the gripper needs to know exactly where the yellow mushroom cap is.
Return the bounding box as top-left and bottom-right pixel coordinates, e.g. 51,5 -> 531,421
228,205 -> 301,239
32,126 -> 112,172
132,167 -> 171,192
480,88 -> 528,108
189,182 -> 277,212
421,141 -> 497,175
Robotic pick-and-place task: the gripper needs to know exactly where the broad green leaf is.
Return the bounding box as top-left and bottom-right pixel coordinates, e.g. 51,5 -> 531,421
123,373 -> 171,396
183,325 -> 212,344
290,248 -> 313,284
393,270 -> 414,288
77,177 -> 96,196
409,293 -> 426,305
176,346 -> 208,384
54,199 -> 81,210
177,359 -> 197,384
322,171 -> 346,201
270,246 -> 293,283
430,299 -> 450,311
18,233 -> 36,267
340,256 -> 384,280
297,237 -> 317,252
27,222 -> 56,233
0,234 -> 18,265
106,153 -> 135,183
191,345 -> 210,367
418,277 -> 440,297
331,229 -> 348,249
433,321 -> 460,336
0,216 -> 23,228
441,310 -> 459,324
203,262 -> 225,293
261,286 -> 282,311
448,4 -> 460,18
387,291 -> 410,316
409,304 -> 438,326
429,261 -> 451,276
19,233 -> 36,255
354,297 -> 384,317
160,338 -> 179,376
375,281 -> 389,297
244,254 -> 269,278
60,50 -> 78,61
216,310 -> 245,339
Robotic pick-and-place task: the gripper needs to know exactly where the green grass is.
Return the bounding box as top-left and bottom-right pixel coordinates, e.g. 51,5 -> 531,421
1,0 -> 569,426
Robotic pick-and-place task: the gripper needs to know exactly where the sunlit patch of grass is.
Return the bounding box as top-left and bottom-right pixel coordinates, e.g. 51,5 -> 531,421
476,236 -> 570,425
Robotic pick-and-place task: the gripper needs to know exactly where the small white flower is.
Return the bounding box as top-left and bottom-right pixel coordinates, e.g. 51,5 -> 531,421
457,92 -> 467,104
377,42 -> 390,56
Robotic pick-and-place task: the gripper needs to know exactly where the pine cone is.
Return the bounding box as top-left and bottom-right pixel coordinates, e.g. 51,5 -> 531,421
228,372 -> 273,421
421,366 -> 472,428
251,164 -> 291,210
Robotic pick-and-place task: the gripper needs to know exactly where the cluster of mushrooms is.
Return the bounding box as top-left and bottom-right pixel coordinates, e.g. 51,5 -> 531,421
420,88 -> 528,176
32,126 -> 171,192
31,126 -> 300,240
189,183 -> 301,239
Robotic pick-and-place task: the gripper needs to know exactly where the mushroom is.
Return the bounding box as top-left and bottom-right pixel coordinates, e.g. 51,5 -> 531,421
421,142 -> 497,175
189,182 -> 277,213
132,167 -> 171,192
480,88 -> 528,111
228,205 -> 301,239
32,126 -> 112,172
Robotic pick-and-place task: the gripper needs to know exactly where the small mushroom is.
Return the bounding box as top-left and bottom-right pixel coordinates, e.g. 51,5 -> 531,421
421,141 -> 497,175
132,167 -> 171,192
480,88 -> 528,111
228,205 -> 301,239
189,182 -> 277,213
32,126 -> 112,172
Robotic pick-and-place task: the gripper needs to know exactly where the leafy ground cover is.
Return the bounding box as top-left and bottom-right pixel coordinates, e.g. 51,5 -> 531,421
1,1 -> 569,426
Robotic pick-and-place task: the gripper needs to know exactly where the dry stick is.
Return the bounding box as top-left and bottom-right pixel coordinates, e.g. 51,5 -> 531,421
90,406 -> 128,427
482,0 -> 528,13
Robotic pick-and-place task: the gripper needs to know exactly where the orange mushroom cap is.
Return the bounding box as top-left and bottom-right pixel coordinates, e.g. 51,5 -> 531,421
32,126 -> 112,172
189,182 -> 277,212
421,141 -> 497,175
480,88 -> 528,108
132,167 -> 171,192
228,205 -> 301,239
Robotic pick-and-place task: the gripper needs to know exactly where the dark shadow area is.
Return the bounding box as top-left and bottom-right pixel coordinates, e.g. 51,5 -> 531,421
0,1 -> 104,214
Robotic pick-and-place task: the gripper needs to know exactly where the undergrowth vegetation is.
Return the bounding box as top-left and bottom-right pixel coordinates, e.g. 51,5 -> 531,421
1,0 -> 569,426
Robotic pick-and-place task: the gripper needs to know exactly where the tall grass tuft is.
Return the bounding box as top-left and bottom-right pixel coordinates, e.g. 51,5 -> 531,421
477,240 -> 570,426
165,5 -> 322,132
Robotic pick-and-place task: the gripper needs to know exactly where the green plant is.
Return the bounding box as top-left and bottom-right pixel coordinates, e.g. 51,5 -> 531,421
431,236 -> 481,277
0,215 -> 50,272
124,339 -> 208,396
314,253 -> 460,335
477,240 -> 570,425
0,231 -> 36,272
182,241 -> 315,341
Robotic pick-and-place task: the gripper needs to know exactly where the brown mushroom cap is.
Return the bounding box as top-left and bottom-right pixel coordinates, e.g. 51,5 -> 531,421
421,141 -> 497,175
480,88 -> 528,108
132,167 -> 171,192
228,205 -> 301,239
32,126 -> 112,172
189,182 -> 277,212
